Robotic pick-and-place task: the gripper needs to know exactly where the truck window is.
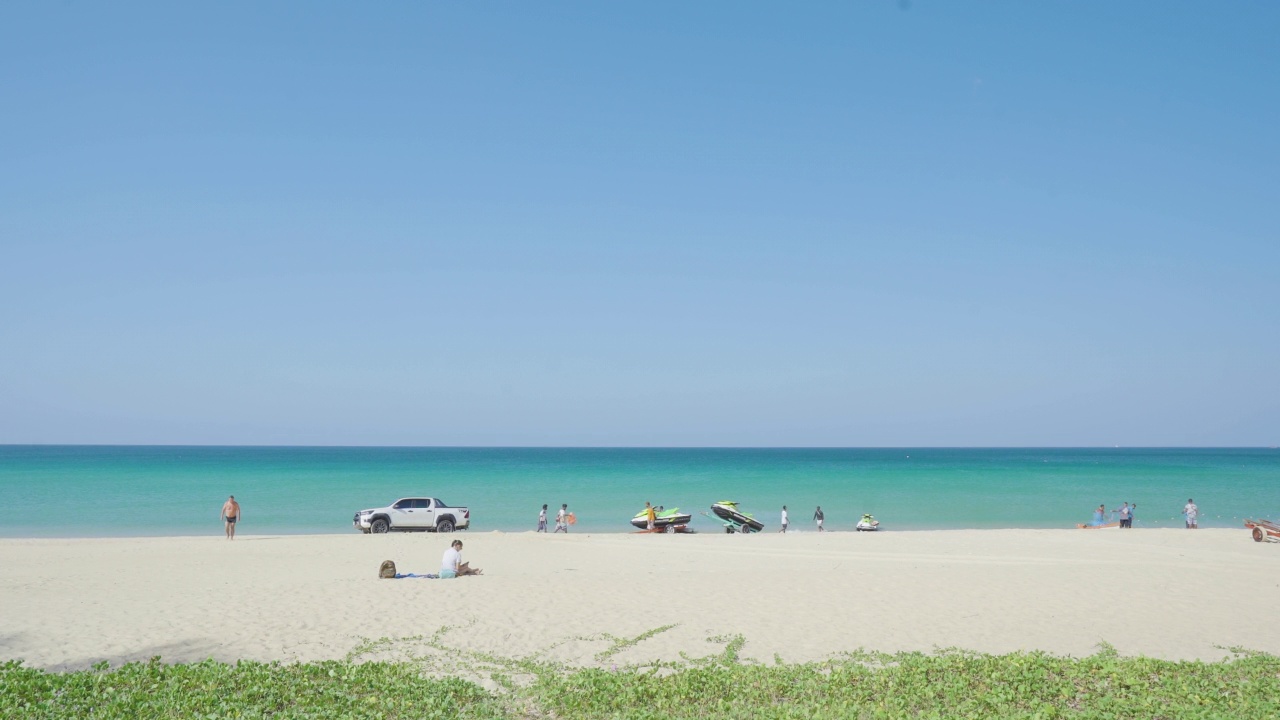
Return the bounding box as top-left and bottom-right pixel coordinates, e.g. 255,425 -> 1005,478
431,498 -> 444,507
392,500 -> 411,509
412,499 -> 432,509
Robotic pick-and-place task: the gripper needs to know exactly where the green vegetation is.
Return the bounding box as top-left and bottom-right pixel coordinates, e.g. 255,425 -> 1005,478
4,635 -> 1279,719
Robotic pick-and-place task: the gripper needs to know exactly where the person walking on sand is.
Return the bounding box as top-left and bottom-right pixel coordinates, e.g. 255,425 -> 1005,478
780,505 -> 789,533
813,506 -> 825,532
644,501 -> 656,531
1184,498 -> 1198,529
221,495 -> 241,540
537,504 -> 548,532
555,504 -> 569,533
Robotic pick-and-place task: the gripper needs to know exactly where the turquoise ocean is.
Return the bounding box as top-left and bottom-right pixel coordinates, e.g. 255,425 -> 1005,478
1,446 -> 1276,537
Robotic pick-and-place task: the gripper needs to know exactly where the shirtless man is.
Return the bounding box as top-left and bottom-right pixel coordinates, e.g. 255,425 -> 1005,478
221,495 -> 241,539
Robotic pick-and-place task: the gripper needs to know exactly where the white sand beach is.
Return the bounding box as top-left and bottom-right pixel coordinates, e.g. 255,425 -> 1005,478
2,529 -> 1276,670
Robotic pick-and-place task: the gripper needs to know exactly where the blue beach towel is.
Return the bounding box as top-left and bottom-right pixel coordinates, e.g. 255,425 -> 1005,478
394,573 -> 438,579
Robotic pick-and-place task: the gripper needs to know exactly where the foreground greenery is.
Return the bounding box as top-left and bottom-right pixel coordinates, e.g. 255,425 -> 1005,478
4,634 -> 1279,719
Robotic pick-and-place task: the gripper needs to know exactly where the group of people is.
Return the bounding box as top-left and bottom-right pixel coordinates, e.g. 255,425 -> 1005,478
536,503 -> 573,532
1092,502 -> 1138,528
1091,499 -> 1201,529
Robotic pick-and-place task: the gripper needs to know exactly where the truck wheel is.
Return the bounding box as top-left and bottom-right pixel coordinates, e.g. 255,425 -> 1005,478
437,518 -> 455,533
371,518 -> 390,534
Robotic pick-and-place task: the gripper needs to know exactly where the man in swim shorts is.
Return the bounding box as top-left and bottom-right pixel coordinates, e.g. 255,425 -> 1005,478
1184,498 -> 1198,529
813,505 -> 824,532
221,495 -> 241,540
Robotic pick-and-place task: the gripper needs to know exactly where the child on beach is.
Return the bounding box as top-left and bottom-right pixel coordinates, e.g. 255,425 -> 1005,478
555,504 -> 569,533
1184,499 -> 1198,529
538,504 -> 548,532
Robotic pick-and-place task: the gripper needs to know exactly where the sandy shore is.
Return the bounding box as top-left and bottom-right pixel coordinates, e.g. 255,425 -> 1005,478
2,529 -> 1277,670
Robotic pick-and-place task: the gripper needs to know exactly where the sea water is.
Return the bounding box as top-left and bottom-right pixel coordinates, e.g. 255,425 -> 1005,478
1,446 -> 1276,537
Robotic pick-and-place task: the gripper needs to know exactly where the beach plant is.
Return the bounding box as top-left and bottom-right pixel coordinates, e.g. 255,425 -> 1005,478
0,657 -> 502,719
4,639 -> 1280,719
593,624 -> 679,662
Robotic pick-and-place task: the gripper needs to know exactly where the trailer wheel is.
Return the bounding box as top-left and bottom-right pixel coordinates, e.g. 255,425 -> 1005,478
1253,526 -> 1266,543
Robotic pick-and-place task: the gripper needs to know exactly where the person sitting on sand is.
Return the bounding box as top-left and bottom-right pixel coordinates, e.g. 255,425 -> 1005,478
440,539 -> 482,578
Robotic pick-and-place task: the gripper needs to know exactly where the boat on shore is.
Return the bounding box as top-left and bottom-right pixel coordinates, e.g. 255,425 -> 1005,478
630,507 -> 693,530
710,501 -> 765,532
856,514 -> 881,531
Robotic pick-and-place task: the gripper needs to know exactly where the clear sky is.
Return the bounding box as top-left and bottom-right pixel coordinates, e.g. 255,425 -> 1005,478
2,1 -> 1277,446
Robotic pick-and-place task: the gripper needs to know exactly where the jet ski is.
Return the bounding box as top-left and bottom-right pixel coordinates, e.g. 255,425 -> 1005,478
855,514 -> 881,531
630,507 -> 693,530
710,501 -> 765,533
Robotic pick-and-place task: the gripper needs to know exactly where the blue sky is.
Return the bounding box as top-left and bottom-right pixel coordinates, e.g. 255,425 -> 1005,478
2,1 -> 1277,446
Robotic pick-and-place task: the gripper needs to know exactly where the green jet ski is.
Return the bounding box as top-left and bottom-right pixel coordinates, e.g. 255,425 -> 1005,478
710,501 -> 765,533
631,507 -> 693,530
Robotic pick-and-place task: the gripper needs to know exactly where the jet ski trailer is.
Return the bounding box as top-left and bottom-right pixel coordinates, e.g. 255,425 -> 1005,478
1245,519 -> 1280,543
709,501 -> 765,533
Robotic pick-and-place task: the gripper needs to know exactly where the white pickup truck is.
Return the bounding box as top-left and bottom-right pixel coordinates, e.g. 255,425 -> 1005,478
353,497 -> 471,534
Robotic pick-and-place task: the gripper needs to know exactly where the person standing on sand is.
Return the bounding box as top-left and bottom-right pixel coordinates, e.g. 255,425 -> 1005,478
780,505 -> 789,533
813,506 -> 825,532
555,504 -> 569,533
644,501 -> 656,531
1118,502 -> 1131,529
1184,498 -> 1198,529
1129,504 -> 1136,527
221,496 -> 241,540
537,504 -> 548,532
1093,504 -> 1106,526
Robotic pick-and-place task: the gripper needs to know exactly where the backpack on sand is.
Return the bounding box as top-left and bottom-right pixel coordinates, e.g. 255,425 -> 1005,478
379,560 -> 396,579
